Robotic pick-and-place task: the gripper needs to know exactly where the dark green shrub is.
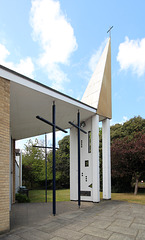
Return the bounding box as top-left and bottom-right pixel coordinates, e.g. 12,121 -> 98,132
15,193 -> 30,203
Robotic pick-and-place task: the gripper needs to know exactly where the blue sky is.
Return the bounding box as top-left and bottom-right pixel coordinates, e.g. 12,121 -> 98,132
0,0 -> 145,147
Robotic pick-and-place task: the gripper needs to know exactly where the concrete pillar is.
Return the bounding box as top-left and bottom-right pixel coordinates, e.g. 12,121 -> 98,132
0,77 -> 10,233
19,151 -> 22,187
92,114 -> 100,202
70,127 -> 78,200
102,118 -> 111,199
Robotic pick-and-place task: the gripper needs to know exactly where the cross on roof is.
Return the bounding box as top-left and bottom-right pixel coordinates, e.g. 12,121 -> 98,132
107,26 -> 113,37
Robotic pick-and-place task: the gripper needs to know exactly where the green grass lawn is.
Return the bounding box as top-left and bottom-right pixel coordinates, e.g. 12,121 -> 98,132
29,189 -> 70,202
29,189 -> 145,205
110,192 -> 145,205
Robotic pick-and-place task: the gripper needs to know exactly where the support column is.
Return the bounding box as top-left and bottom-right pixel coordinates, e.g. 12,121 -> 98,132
70,127 -> 78,200
0,77 -> 10,233
92,114 -> 100,202
19,151 -> 22,187
102,118 -> 111,199
12,139 -> 15,203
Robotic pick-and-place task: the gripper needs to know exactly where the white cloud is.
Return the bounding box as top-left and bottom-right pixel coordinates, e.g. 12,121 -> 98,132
89,38 -> 108,72
0,43 -> 35,78
45,63 -> 69,91
110,116 -> 128,126
30,0 -> 78,90
122,116 -> 128,123
0,43 -> 10,62
117,37 -> 145,76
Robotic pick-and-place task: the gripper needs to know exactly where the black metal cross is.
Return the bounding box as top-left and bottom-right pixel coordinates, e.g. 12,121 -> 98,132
33,133 -> 48,203
107,26 -> 113,37
33,134 -> 59,203
36,102 -> 67,215
69,111 -> 87,207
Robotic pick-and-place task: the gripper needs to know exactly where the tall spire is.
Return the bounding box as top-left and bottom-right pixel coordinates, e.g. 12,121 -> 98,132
81,38 -> 112,119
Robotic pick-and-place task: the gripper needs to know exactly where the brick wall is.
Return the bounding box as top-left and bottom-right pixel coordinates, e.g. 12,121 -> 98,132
0,77 -> 10,233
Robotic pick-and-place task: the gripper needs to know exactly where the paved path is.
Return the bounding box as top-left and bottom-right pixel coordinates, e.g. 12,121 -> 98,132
1,200 -> 145,239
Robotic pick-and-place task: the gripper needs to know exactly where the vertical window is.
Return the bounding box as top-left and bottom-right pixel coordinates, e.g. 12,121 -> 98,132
81,140 -> 83,148
88,131 -> 91,153
85,160 -> 89,167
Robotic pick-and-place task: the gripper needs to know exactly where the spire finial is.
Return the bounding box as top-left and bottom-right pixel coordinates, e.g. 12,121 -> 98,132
107,26 -> 113,38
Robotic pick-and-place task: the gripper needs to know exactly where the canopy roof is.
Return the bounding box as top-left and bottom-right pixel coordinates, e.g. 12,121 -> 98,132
0,65 -> 97,140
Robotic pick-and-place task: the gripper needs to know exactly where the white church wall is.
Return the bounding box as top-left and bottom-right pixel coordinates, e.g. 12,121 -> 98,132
70,115 -> 100,202
80,117 -> 92,201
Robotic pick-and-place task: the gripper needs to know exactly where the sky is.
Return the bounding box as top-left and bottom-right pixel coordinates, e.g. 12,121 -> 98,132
0,0 -> 145,149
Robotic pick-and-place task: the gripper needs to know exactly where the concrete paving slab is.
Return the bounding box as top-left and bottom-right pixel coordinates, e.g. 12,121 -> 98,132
65,221 -> 89,231
100,210 -> 117,217
53,228 -> 85,239
1,200 -> 145,239
113,213 -> 134,221
110,219 -> 132,227
93,214 -> 115,223
17,228 -> 53,240
80,226 -> 112,239
37,221 -> 63,233
130,222 -> 145,230
133,216 -> 145,224
89,219 -> 112,229
0,235 -> 22,240
107,225 -> 138,237
136,229 -> 145,240
50,237 -> 66,240
80,234 -> 106,240
108,232 -> 135,240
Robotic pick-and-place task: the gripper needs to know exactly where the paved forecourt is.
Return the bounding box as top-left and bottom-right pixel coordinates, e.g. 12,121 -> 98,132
1,200 -> 145,240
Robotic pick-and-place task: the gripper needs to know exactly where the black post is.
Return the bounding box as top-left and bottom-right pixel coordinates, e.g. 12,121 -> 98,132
36,104 -> 67,215
45,133 -> 47,203
78,111 -> 81,207
52,102 -> 56,215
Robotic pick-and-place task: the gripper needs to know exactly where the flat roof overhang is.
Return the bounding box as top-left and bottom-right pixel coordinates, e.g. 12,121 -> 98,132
0,65 -> 97,140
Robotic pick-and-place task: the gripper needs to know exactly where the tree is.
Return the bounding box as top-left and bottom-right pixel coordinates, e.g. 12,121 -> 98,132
111,116 -> 145,142
56,135 -> 70,188
111,132 -> 145,194
22,139 -> 45,188
47,135 -> 70,189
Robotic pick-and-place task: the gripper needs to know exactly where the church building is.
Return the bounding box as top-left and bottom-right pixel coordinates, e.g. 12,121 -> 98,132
0,37 -> 111,233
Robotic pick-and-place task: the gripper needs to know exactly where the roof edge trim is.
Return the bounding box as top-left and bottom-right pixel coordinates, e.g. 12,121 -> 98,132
0,64 -> 97,112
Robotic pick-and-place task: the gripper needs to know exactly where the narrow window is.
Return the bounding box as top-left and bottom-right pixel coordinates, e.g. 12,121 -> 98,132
81,140 -> 83,148
88,131 -> 91,153
85,160 -> 89,167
